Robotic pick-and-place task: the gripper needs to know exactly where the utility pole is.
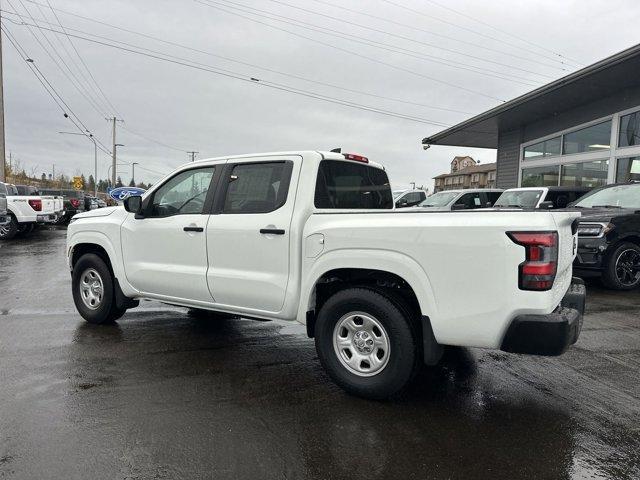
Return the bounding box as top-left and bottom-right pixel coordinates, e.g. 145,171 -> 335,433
52,163 -> 55,180
187,151 -> 198,162
0,9 -> 6,182
107,116 -> 124,187
132,162 -> 138,185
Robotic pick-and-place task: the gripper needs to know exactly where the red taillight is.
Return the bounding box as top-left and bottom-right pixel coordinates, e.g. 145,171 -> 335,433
343,153 -> 369,163
508,231 -> 558,291
28,199 -> 42,211
70,198 -> 81,208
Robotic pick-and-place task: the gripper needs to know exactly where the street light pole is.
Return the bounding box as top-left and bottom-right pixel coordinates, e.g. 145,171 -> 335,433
132,162 -> 138,185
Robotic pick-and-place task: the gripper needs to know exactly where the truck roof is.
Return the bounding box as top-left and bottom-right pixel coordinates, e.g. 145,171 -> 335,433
189,150 -> 386,171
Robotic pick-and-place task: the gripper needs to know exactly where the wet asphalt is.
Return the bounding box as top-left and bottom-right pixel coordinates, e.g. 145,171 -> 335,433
1,228 -> 639,480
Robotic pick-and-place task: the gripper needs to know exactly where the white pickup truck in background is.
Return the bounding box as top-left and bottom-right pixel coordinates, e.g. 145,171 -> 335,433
67,151 -> 586,399
0,183 -> 59,239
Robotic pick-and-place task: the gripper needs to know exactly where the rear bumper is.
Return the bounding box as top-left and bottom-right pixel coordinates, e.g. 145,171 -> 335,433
36,213 -> 58,223
501,278 -> 586,356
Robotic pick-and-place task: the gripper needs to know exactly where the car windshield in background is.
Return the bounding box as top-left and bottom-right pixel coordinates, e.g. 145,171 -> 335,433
494,190 -> 543,208
573,184 -> 640,209
392,190 -> 405,199
418,191 -> 458,207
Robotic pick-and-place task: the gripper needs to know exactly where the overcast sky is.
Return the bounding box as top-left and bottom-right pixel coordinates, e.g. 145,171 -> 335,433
3,0 -> 640,189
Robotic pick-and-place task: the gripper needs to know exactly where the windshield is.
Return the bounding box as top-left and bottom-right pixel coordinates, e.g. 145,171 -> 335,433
392,190 -> 406,199
574,184 -> 640,209
494,190 -> 543,208
418,191 -> 458,207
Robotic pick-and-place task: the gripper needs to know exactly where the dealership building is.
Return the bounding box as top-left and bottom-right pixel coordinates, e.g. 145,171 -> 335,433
422,43 -> 640,189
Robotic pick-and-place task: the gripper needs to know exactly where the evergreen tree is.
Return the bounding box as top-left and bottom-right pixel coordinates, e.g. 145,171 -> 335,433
116,176 -> 123,187
88,175 -> 96,193
128,178 -> 135,187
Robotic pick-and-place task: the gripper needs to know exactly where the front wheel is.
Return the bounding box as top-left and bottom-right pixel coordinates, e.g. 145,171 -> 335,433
602,242 -> 640,290
314,288 -> 421,400
72,253 -> 126,324
0,215 -> 19,240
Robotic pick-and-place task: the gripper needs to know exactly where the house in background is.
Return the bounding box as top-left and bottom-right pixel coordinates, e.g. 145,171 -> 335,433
433,157 -> 497,192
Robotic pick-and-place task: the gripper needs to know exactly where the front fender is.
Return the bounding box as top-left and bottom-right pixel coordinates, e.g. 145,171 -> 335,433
67,229 -> 138,297
298,248 -> 438,327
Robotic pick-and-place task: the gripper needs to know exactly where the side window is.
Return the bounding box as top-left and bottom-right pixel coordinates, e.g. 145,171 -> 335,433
148,167 -> 215,217
315,160 -> 392,209
485,192 -> 502,205
0,183 -> 7,197
418,192 -> 426,202
223,162 -> 292,214
458,192 -> 482,209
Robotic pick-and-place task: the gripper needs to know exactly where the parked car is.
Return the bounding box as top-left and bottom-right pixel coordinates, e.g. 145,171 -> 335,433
67,150 -> 585,399
493,186 -> 590,209
0,182 -> 8,227
1,183 -> 58,239
39,188 -> 86,222
416,189 -> 503,210
16,184 -> 38,195
84,196 -> 100,210
571,182 -> 640,290
393,189 -> 428,208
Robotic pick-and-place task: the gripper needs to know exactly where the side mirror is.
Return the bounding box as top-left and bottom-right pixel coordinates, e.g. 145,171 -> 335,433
124,195 -> 143,215
451,203 -> 466,210
539,201 -> 554,209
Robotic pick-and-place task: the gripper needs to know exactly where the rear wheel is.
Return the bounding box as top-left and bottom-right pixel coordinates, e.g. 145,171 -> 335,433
72,253 -> 126,324
602,242 -> 640,290
0,215 -> 19,240
314,288 -> 421,400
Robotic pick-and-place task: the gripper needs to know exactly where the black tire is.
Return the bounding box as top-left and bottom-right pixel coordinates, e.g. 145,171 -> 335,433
314,288 -> 421,400
0,214 -> 19,240
602,242 -> 640,290
16,223 -> 35,237
72,253 -> 124,324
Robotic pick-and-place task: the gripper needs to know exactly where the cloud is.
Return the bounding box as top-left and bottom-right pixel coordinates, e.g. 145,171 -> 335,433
3,0 -> 639,187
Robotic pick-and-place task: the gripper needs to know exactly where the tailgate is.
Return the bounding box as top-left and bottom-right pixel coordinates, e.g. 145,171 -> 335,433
40,196 -> 56,214
550,211 -> 580,295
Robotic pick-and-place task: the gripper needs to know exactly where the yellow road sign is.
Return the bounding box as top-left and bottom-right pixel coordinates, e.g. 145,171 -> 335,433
73,176 -> 83,190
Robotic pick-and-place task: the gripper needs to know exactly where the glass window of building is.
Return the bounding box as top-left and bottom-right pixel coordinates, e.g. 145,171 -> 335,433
615,157 -> 640,182
619,111 -> 640,147
560,160 -> 609,188
521,166 -> 559,187
523,136 -> 561,159
562,120 -> 611,154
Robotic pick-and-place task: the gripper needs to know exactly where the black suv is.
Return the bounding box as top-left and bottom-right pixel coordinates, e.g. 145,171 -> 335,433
39,188 -> 86,222
571,183 -> 640,290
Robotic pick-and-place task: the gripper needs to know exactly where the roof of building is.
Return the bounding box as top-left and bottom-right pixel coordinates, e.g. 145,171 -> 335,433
433,162 -> 497,179
422,43 -> 640,149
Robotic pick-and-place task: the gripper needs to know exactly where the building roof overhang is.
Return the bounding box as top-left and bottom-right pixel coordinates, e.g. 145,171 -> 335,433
422,43 -> 640,149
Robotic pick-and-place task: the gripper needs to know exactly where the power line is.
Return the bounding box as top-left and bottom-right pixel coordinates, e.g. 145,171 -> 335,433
120,124 -> 188,153
5,16 -> 456,126
193,0 -> 507,103
242,0 -> 560,78
198,0 -> 543,86
1,25 -> 112,155
9,0 -> 108,117
16,1 -> 473,115
43,0 -> 121,116
380,0 -> 582,68
308,0 -> 572,70
422,0 -> 584,66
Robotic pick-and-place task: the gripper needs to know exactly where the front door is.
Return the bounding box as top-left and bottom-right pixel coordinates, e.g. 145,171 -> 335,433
121,165 -> 218,302
206,158 -> 300,313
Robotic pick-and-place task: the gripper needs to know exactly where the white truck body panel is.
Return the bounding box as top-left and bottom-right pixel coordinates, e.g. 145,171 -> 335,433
7,195 -> 57,223
68,151 -> 580,351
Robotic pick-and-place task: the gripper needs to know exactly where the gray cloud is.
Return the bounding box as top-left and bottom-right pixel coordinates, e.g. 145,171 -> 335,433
3,0 -> 639,188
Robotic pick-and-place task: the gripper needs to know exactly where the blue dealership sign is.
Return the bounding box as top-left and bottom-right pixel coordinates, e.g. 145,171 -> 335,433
108,186 -> 146,202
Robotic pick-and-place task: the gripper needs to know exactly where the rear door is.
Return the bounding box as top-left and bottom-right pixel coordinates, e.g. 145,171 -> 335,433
206,156 -> 300,313
456,191 -> 483,209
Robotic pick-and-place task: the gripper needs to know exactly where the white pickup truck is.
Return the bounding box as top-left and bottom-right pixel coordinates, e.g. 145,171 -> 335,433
0,183 -> 59,239
67,151 -> 586,399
